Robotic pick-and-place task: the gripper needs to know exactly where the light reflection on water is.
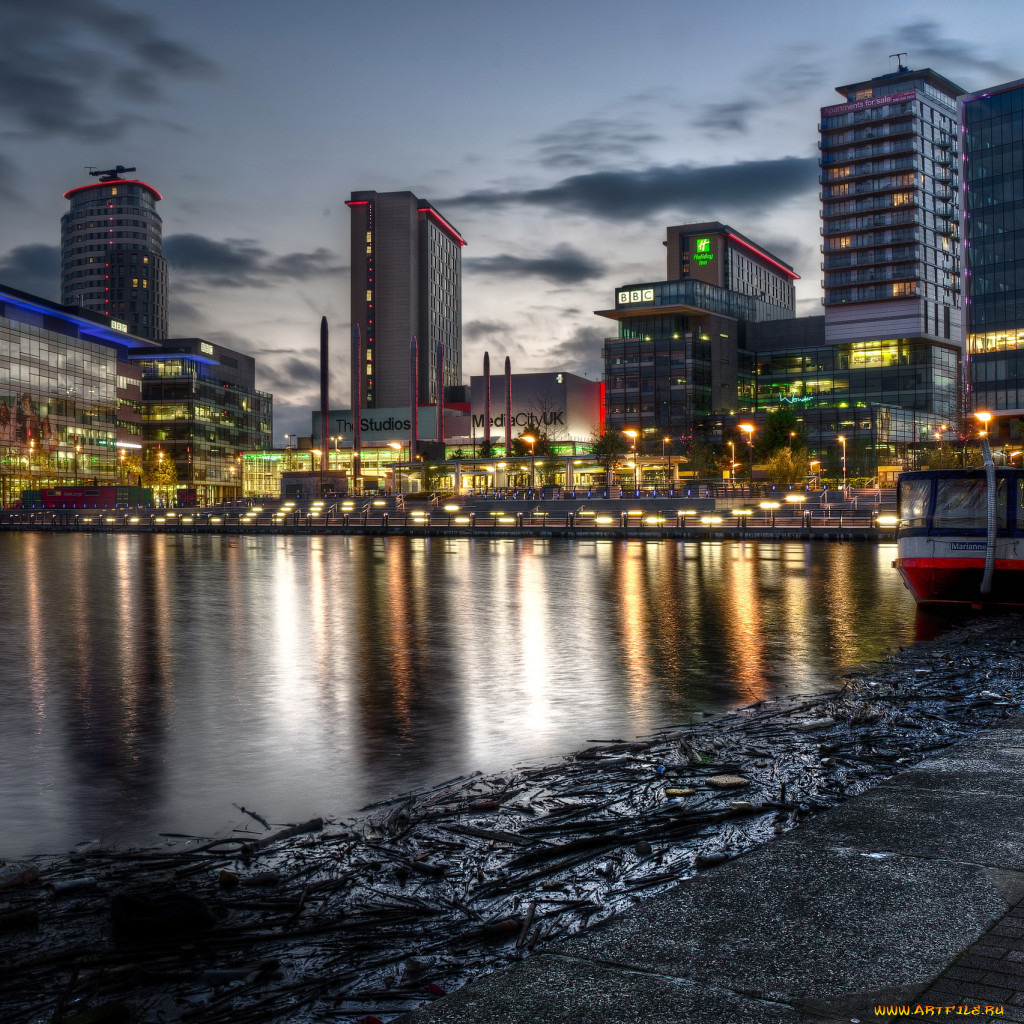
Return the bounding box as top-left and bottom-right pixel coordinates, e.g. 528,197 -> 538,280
0,533 -> 920,860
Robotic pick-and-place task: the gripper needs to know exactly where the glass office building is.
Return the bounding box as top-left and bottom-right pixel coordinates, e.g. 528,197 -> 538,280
0,285 -> 161,505
962,78 -> 1024,441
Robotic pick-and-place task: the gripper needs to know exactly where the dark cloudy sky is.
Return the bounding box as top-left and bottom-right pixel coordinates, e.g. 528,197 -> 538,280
0,0 -> 1020,441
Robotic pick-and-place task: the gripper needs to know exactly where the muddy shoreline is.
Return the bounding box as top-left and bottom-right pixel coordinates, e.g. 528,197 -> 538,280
2,615 -> 1023,1024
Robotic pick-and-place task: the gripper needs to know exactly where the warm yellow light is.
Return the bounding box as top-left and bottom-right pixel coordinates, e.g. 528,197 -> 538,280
623,429 -> 638,439
388,441 -> 402,450
700,515 -> 723,525
595,515 -> 616,525
732,509 -> 753,516
784,494 -> 807,503
759,501 -> 780,510
498,516 -> 515,524
876,514 -> 900,527
644,516 -> 664,525
129,516 -> 139,523
739,423 -> 754,434
975,411 -> 992,423
372,500 -> 387,506
443,504 -> 460,511
210,517 -> 222,523
454,516 -> 470,524
521,434 -> 536,444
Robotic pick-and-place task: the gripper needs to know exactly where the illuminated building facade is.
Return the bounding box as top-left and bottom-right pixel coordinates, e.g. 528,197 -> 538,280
599,224 -> 797,434
962,78 -> 1024,443
821,66 -> 964,345
0,283 -> 160,505
347,190 -> 464,409
129,338 -> 273,504
60,168 -> 169,341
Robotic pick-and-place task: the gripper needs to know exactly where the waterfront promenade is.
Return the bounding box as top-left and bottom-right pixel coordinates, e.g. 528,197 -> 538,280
403,712 -> 1024,1023
0,488 -> 899,542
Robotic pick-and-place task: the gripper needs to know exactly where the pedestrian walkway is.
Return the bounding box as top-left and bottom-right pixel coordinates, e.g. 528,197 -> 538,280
402,717 -> 1024,1023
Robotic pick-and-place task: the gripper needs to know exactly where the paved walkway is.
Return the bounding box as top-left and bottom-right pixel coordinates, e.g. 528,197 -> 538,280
401,716 -> 1024,1023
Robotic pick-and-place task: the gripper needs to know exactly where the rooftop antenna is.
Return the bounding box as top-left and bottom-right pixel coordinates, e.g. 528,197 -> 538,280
890,52 -> 908,73
88,165 -> 136,183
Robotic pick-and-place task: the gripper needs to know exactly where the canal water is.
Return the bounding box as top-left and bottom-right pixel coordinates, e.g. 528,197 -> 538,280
1,533 -> 921,860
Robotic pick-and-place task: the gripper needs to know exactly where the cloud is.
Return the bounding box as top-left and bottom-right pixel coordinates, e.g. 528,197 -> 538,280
0,0 -> 218,140
464,319 -> 515,342
164,234 -> 345,288
858,21 -> 1015,84
466,244 -> 606,284
529,326 -> 606,378
531,117 -> 662,170
445,156 -> 818,221
0,243 -> 61,300
690,102 -> 753,137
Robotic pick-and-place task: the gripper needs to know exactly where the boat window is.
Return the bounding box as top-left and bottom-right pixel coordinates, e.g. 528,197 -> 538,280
898,478 -> 931,527
933,478 -> 1007,529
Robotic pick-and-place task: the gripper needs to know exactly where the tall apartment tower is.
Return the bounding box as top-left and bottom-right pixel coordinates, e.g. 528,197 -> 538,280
962,78 -> 1024,439
347,190 -> 464,409
60,166 -> 169,340
820,66 -> 965,346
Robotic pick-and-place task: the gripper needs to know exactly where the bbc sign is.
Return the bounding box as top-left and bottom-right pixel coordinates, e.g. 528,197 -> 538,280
618,288 -> 654,305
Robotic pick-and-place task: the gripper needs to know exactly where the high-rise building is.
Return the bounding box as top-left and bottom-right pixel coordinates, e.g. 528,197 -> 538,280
962,77 -> 1024,443
60,166 -> 169,340
347,190 -> 464,409
820,66 -> 964,345
598,223 -> 797,435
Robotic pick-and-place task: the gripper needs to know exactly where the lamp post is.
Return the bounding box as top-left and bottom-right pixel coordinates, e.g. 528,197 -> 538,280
623,429 -> 638,492
837,435 -> 847,492
521,433 -> 537,490
739,423 -> 755,481
311,448 -> 323,496
663,436 -> 672,489
789,431 -> 796,452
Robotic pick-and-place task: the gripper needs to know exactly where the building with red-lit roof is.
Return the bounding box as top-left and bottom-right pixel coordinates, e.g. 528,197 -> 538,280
347,190 -> 464,409
60,170 -> 169,340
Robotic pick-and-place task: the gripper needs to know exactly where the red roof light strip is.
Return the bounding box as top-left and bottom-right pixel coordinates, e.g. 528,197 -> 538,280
63,180 -> 163,201
418,207 -> 466,247
726,233 -> 799,280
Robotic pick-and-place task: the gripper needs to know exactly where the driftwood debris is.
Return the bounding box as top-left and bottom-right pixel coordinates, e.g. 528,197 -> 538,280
1,616 -> 1023,1023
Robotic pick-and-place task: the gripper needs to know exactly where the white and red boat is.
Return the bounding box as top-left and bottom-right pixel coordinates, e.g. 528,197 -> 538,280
895,465 -> 1024,607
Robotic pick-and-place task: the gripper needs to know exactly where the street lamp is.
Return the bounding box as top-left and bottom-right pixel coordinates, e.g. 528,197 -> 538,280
837,435 -> 847,492
739,423 -> 755,480
388,441 -> 403,494
789,431 -> 796,452
974,410 -> 992,437
663,436 -> 672,490
623,429 -> 638,492
521,433 -> 537,490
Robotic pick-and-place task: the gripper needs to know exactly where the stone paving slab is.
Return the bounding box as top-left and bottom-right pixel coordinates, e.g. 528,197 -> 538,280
557,844 -> 1010,1020
399,952 -> 848,1024
768,787 -> 1024,872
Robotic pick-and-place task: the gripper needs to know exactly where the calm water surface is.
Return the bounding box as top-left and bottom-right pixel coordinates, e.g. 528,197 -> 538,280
0,533 -> 921,859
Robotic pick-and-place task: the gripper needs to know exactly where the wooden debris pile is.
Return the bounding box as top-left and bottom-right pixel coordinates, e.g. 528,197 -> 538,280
2,616 -> 1022,1024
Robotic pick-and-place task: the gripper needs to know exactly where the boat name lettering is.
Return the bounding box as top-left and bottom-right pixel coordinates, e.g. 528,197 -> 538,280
950,542 -> 987,551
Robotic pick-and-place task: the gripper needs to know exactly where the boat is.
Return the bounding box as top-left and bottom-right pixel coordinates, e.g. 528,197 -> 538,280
894,457 -> 1024,608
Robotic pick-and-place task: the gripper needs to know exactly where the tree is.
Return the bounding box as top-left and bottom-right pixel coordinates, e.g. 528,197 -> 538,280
143,448 -> 178,499
510,429 -> 552,458
764,447 -> 810,484
119,452 -> 142,485
683,438 -> 717,479
588,428 -> 622,485
919,442 -> 982,470
754,408 -> 804,459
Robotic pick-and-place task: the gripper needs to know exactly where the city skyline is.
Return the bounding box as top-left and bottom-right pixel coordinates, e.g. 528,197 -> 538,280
1,0 -> 1022,441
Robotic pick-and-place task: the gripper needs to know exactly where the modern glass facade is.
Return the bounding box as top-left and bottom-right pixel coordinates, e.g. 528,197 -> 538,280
963,79 -> 1024,434
131,346 -> 273,505
752,338 -> 958,470
0,289 -> 161,505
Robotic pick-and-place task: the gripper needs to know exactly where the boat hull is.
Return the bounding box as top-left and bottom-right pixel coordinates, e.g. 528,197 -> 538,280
895,535 -> 1024,607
